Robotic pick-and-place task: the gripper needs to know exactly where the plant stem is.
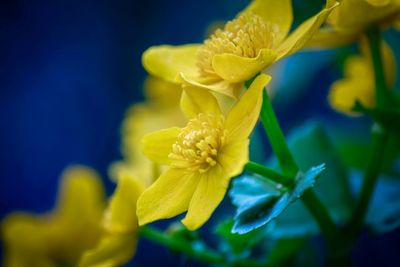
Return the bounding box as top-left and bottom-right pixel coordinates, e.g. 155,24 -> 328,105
259,88 -> 341,247
346,25 -> 391,237
366,25 -> 388,107
260,90 -> 298,177
347,124 -> 389,235
139,226 -> 224,264
244,161 -> 293,186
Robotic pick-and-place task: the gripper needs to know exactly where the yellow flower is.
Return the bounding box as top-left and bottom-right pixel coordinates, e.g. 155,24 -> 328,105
109,76 -> 186,185
2,166 -> 106,267
142,0 -> 337,98
137,74 -> 271,230
310,0 -> 400,47
329,41 -> 396,115
79,170 -> 145,267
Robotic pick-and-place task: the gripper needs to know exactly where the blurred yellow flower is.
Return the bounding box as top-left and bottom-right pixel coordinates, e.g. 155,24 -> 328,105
1,166 -> 105,267
310,0 -> 400,47
109,76 -> 186,185
137,74 -> 271,230
329,41 -> 396,115
142,0 -> 337,98
79,170 -> 145,267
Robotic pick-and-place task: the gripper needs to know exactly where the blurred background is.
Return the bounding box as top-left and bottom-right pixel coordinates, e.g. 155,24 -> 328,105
1,0 -> 399,266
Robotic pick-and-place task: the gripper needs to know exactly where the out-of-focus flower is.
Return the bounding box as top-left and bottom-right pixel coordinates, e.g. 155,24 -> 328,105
109,76 -> 186,185
1,166 -> 105,267
137,74 -> 271,230
142,0 -> 337,98
329,41 -> 396,115
309,0 -> 400,47
79,170 -> 145,267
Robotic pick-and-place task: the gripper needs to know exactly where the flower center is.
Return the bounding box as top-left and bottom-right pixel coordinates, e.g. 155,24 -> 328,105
169,113 -> 226,173
196,13 -> 278,75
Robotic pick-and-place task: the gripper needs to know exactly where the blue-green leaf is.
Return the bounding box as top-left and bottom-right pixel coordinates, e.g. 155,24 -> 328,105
230,165 -> 325,234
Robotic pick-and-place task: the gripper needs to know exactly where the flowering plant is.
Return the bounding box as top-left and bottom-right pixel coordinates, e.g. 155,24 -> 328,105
2,0 -> 400,266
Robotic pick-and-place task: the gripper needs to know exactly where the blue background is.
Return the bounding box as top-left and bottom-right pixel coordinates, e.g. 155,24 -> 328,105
1,0 -> 399,266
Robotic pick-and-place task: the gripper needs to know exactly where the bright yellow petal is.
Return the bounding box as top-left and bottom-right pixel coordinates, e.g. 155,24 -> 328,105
212,49 -> 277,83
180,72 -> 243,99
140,127 -> 181,165
306,28 -> 359,48
225,74 -> 271,142
142,44 -> 200,83
104,170 -> 145,234
276,3 -> 338,59
218,139 -> 250,177
137,168 -> 200,225
78,233 -> 137,267
243,0 -> 293,44
181,166 -> 228,230
180,85 -> 222,119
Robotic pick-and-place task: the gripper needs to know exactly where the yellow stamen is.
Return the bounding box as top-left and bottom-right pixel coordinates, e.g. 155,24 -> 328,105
197,12 -> 278,75
169,113 -> 225,173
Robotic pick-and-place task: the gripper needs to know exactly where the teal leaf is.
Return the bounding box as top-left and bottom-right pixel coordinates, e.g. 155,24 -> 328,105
230,165 -> 325,234
268,121 -> 353,238
350,171 -> 400,233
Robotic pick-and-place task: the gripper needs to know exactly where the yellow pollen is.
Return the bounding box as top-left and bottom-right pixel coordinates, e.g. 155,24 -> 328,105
197,12 -> 278,75
169,113 -> 226,173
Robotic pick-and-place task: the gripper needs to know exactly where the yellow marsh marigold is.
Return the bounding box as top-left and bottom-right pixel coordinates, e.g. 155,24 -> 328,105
79,170 -> 145,267
1,166 -> 105,267
109,76 -> 186,184
137,74 -> 271,230
310,0 -> 400,47
142,0 -> 338,98
329,41 -> 396,115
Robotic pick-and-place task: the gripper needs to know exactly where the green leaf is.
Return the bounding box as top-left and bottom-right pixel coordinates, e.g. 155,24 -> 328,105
350,171 -> 400,233
353,102 -> 400,133
230,165 -> 325,235
269,121 -> 354,238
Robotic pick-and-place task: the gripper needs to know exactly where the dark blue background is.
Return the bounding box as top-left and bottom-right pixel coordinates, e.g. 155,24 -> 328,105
1,0 -> 399,266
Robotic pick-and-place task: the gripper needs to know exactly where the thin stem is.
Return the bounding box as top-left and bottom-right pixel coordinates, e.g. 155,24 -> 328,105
260,90 -> 298,177
259,87 -> 341,250
347,124 -> 389,235
366,25 -> 388,107
244,161 -> 293,186
139,226 -> 224,264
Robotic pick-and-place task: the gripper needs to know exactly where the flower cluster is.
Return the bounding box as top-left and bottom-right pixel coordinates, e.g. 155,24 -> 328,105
2,0 -> 400,266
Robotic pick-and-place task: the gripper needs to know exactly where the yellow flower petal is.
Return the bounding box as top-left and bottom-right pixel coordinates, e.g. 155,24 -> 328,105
276,3 -> 338,59
307,28 -> 359,48
2,214 -> 51,267
180,72 -> 243,99
78,233 -> 137,267
225,74 -> 271,142
243,0 -> 293,44
140,127 -> 181,165
137,168 -> 200,225
212,49 -> 277,83
142,44 -> 200,83
180,85 -> 222,119
104,170 -> 145,233
181,166 -> 228,230
218,139 -> 250,177
144,76 -> 182,108
366,0 -> 391,7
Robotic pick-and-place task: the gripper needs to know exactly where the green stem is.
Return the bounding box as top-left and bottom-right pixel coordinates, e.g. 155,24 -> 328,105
366,25 -> 388,107
139,226 -> 224,264
259,87 -> 341,250
244,161 -> 292,186
347,124 -> 389,235
260,90 -> 298,177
